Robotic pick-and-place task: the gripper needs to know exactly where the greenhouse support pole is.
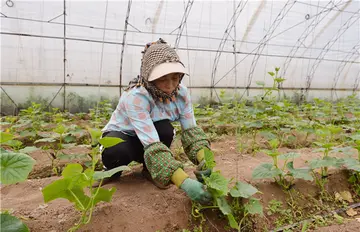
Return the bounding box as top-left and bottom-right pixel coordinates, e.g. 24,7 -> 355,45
63,0 -> 66,111
233,0 -> 238,99
119,0 -> 132,97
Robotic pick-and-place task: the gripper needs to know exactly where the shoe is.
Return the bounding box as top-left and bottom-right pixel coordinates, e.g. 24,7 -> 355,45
141,167 -> 171,189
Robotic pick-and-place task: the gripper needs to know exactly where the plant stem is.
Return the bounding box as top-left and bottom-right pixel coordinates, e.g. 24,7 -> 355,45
238,211 -> 248,232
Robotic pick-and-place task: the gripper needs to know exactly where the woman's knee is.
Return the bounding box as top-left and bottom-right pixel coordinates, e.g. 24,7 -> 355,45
153,120 -> 175,147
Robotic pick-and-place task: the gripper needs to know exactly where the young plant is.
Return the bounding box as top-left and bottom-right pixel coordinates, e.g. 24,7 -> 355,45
192,148 -> 263,231
252,139 -> 313,190
0,132 -> 35,232
308,126 -> 344,195
41,129 -> 130,232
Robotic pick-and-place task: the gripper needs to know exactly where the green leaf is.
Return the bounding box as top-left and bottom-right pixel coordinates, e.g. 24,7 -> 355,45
269,139 -> 280,149
274,78 -> 286,83
341,158 -> 360,172
268,71 -> 275,77
278,152 -> 300,160
88,128 -> 102,146
42,178 -> 90,210
275,67 -> 280,72
261,149 -> 279,157
62,163 -> 83,178
350,134 -> 360,141
0,132 -> 14,143
0,213 -> 29,232
204,148 -> 216,169
286,162 -> 313,181
93,165 -> 130,180
34,138 -> 56,144
230,181 -> 259,198
246,121 -> 263,129
330,146 -> 353,155
227,214 -> 239,229
54,124 -> 66,135
93,187 -> 116,205
216,196 -> 232,215
204,171 -> 229,196
19,146 -> 39,153
252,163 -> 283,179
309,157 -> 342,169
19,130 -> 37,138
98,137 -> 124,148
244,198 -> 263,216
61,164 -> 92,188
0,148 -> 9,154
256,81 -> 265,86
260,131 -> 277,140
4,140 -> 23,148
63,135 -> 76,143
0,152 -> 35,184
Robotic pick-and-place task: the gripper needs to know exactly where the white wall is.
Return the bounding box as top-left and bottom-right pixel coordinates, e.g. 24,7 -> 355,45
1,0 -> 359,111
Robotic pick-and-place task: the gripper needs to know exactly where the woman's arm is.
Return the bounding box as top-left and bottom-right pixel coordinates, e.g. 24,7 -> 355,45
178,87 -> 210,165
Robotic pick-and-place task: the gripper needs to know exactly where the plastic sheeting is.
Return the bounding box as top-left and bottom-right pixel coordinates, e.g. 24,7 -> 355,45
1,0 -> 359,111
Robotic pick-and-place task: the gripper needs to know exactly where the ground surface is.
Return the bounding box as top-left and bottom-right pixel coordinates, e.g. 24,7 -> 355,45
1,136 -> 360,232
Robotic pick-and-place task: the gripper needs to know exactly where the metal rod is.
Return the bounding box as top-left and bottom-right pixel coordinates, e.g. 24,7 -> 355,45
0,86 -> 18,109
63,0 -> 66,111
0,82 -> 357,91
233,0 -> 238,98
119,0 -> 132,97
1,32 -> 359,65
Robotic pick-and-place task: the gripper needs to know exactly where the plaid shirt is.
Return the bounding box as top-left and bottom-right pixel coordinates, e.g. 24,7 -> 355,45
102,84 -> 197,147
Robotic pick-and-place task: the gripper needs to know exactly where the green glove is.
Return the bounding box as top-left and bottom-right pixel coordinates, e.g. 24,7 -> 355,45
194,160 -> 212,183
180,178 -> 212,205
194,148 -> 212,183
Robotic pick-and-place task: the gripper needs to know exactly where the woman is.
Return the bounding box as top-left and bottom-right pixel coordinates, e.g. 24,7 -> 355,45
98,39 -> 212,204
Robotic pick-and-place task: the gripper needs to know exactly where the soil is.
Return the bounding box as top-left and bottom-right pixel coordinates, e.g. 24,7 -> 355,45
1,135 -> 360,232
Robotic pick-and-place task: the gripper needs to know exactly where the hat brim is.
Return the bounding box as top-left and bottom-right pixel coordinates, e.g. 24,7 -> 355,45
148,62 -> 187,82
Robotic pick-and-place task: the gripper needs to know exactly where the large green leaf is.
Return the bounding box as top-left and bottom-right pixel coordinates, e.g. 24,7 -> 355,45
350,134 -> 360,141
0,213 -> 29,232
98,137 -> 124,148
216,196 -> 232,215
244,198 -> 263,216
42,178 -> 90,210
0,132 -> 14,144
93,165 -> 130,180
278,152 -> 300,160
88,128 -> 102,146
286,162 -> 313,181
204,171 -> 229,196
341,158 -> 360,172
19,146 -> 39,154
309,157 -> 342,169
61,164 -> 94,188
230,181 -> 259,198
252,163 -> 283,179
204,148 -> 216,169
93,187 -> 116,205
0,152 -> 35,184
19,130 -> 37,138
63,135 -> 76,143
4,140 -> 23,148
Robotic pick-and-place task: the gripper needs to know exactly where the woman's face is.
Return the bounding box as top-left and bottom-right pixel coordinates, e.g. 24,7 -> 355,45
152,73 -> 181,94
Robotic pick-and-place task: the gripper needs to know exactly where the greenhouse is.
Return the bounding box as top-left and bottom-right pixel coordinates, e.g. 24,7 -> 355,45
1,0 -> 360,231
